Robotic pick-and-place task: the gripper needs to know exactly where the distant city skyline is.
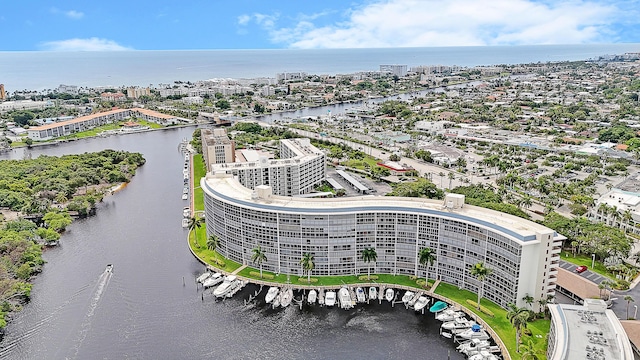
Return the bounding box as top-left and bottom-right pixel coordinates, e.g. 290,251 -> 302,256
1,0 -> 639,51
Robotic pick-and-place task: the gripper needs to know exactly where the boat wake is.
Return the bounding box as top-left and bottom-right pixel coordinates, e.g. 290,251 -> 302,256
66,266 -> 113,359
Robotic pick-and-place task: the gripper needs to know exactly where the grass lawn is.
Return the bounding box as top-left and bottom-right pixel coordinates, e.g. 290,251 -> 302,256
435,282 -> 549,359
193,154 -> 206,211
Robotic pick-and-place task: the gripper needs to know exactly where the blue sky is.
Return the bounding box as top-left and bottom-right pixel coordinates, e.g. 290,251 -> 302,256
1,0 -> 639,51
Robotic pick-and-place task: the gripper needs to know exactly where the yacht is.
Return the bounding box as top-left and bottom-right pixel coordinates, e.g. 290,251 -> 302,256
435,309 -> 464,322
442,317 -> 475,331
402,291 -> 415,304
280,288 -> 294,308
457,339 -> 491,355
196,271 -> 211,283
307,289 -> 317,304
339,287 -> 353,309
369,287 -> 377,301
213,275 -> 238,297
413,296 -> 430,311
385,288 -> 395,302
356,287 -> 366,303
325,291 -> 337,307
203,273 -> 224,288
468,350 -> 500,360
456,325 -> 490,341
265,287 -> 279,304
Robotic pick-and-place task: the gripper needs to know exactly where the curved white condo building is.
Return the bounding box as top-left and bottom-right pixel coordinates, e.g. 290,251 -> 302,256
202,171 -> 564,309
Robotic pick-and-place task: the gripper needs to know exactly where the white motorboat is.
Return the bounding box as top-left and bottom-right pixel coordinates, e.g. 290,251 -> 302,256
356,287 -> 366,303
203,273 -> 224,288
325,291 -> 337,307
442,317 -> 475,331
183,206 -> 190,218
385,288 -> 395,302
339,287 -> 353,309
213,275 -> 237,297
181,193 -> 188,200
105,264 -> 113,273
272,294 -> 281,308
457,339 -> 491,355
435,309 -> 465,322
413,296 -> 430,311
280,288 -> 293,307
265,287 -> 279,304
408,292 -> 421,307
308,289 -> 317,304
457,325 -> 490,341
468,350 -> 500,360
183,187 -> 189,194
196,271 -> 211,283
182,218 -> 189,228
402,291 -> 415,304
369,287 -> 377,300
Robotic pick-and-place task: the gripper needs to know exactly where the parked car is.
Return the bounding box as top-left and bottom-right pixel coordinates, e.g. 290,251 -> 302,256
575,265 -> 588,273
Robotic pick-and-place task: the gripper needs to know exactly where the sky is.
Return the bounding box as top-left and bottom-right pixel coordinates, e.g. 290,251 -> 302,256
1,0 -> 639,51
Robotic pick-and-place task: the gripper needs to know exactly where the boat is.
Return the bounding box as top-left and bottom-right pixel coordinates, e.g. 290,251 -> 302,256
280,288 -> 293,307
468,350 -> 500,360
429,300 -> 449,313
457,339 -> 491,355
456,324 -> 490,341
325,291 -> 337,307
369,287 -> 377,301
182,218 -> 189,228
308,289 -> 317,304
408,292 -> 421,307
402,291 -> 415,304
272,294 -> 280,308
213,275 -> 237,297
436,309 -> 465,322
339,287 -> 352,309
196,271 -> 211,283
183,206 -> 190,218
203,273 -> 224,288
181,193 -> 188,200
356,287 -> 366,303
265,287 -> 279,304
105,264 -> 113,273
183,187 -> 189,194
413,296 -> 430,311
385,288 -> 395,302
442,317 -> 475,331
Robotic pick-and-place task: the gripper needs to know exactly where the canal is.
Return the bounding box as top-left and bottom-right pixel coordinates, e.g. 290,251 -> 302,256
0,127 -> 464,359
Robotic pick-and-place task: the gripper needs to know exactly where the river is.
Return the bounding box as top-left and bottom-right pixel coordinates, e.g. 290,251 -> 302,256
0,128 -> 465,359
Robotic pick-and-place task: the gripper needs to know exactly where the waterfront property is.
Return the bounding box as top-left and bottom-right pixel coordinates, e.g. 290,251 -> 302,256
547,299 -> 634,359
27,108 -> 180,140
202,172 -> 564,309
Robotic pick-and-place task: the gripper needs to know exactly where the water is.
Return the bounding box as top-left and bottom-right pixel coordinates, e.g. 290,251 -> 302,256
0,129 -> 465,359
2,44 -> 639,91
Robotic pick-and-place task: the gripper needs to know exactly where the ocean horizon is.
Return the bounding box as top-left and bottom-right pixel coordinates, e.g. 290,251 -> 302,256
2,43 -> 640,91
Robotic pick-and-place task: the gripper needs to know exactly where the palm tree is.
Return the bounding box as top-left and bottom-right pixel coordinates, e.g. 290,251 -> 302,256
506,303 -> 531,352
447,172 -> 455,189
418,247 -> 436,286
469,262 -> 493,309
251,246 -> 267,278
188,216 -> 203,246
300,252 -> 315,283
625,295 -> 635,319
522,294 -> 534,310
206,234 -> 219,251
519,339 -> 541,360
438,172 -> 445,188
361,247 -> 378,280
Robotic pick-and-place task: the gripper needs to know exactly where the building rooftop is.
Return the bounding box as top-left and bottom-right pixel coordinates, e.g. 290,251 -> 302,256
29,108 -> 174,131
203,173 -> 558,243
548,300 -> 633,360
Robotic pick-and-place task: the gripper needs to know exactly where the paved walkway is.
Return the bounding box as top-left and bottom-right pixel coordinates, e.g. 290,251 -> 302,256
430,279 -> 441,293
232,265 -> 247,275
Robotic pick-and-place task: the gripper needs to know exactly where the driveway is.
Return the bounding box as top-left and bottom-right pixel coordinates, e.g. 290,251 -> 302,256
559,260 -> 608,285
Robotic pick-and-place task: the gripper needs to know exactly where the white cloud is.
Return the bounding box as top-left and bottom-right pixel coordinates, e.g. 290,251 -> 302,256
261,0 -> 622,48
237,14 -> 251,26
50,7 -> 84,20
39,38 -> 132,51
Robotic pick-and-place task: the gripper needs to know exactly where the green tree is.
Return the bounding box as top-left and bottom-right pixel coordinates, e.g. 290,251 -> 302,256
506,303 -> 531,352
522,294 -> 535,310
625,295 -> 635,319
519,339 -> 541,360
361,247 -> 377,280
188,216 -> 203,246
418,247 -> 436,285
251,246 -> 268,278
300,252 -> 315,283
469,262 -> 492,309
206,234 -> 219,251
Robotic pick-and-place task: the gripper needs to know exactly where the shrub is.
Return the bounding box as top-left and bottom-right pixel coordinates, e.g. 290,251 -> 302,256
249,271 -> 274,279
358,275 -> 379,281
298,278 -> 319,283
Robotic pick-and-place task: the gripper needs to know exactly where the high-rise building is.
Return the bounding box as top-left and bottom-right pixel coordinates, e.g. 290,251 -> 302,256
380,64 -> 408,77
0,84 -> 5,101
202,128 -> 236,169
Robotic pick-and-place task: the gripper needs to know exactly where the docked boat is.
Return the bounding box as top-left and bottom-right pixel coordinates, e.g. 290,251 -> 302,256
213,275 -> 237,297
430,300 -> 448,313
356,287 -> 366,303
402,291 -> 415,304
181,193 -> 188,200
203,273 -> 224,288
413,296 -> 430,311
457,339 -> 491,355
369,287 -> 377,301
196,271 -> 212,283
265,287 -> 279,304
308,289 -> 317,304
325,291 -> 337,307
385,288 -> 395,302
436,309 -> 465,322
280,288 -> 293,307
457,324 -> 490,341
183,206 -> 190,218
442,317 -> 475,331
339,287 -> 353,309
468,350 -> 500,360
182,218 -> 189,228
408,292 -> 421,307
